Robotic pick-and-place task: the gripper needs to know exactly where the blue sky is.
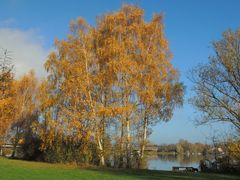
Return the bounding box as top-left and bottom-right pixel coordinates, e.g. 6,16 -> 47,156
0,0 -> 239,144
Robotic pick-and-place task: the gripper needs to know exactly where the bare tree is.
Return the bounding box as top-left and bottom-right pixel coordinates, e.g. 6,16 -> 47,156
190,29 -> 240,131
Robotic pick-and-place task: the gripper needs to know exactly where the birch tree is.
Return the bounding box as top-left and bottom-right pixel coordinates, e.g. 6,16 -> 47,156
40,4 -> 184,166
0,49 -> 14,145
10,70 -> 39,157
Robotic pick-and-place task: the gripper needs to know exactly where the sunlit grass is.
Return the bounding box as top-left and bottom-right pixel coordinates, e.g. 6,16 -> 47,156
0,157 -> 239,180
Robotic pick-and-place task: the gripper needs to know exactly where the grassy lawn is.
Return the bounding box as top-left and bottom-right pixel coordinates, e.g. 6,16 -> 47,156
0,157 -> 239,180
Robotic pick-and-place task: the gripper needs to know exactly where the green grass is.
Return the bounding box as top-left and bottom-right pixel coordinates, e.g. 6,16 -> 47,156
0,157 -> 239,180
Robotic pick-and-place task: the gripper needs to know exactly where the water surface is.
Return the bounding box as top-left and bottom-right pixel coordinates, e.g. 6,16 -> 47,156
146,154 -> 203,171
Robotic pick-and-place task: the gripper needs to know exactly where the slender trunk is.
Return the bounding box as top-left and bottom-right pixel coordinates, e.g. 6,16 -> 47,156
12,126 -> 19,158
0,136 -> 3,156
126,115 -> 131,168
11,144 -> 17,158
84,50 -> 105,166
119,73 -> 125,168
138,115 -> 148,168
119,118 -> 124,168
98,114 -> 106,166
140,115 -> 148,159
98,137 -> 105,166
124,75 -> 131,168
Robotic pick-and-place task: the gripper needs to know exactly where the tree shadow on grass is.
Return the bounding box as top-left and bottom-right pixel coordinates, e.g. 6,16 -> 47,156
86,168 -> 240,180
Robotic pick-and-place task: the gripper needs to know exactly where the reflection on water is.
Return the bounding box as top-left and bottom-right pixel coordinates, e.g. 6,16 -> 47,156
146,154 -> 204,171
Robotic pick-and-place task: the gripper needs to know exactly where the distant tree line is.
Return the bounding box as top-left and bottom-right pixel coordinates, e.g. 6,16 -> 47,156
157,139 -> 210,155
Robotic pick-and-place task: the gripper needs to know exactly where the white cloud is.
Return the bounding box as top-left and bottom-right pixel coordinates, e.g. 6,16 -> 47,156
0,27 -> 49,78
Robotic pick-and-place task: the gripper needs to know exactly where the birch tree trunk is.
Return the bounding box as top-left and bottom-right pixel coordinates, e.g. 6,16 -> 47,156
126,115 -> 131,168
140,116 -> 148,159
84,50 -> 105,166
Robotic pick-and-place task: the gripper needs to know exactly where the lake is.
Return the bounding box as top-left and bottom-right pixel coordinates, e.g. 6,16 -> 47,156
146,154 -> 204,171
